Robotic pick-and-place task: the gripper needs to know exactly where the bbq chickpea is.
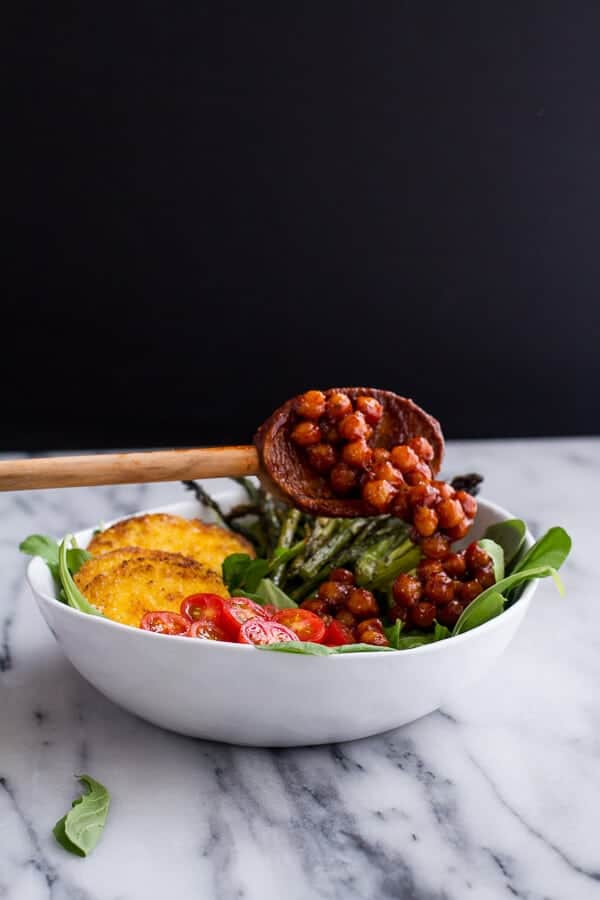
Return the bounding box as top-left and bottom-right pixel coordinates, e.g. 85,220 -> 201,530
326,391 -> 353,420
360,629 -> 390,646
436,599 -> 463,627
446,518 -> 473,542
342,439 -> 373,469
362,479 -> 396,513
335,609 -> 357,628
339,411 -> 371,441
436,498 -> 465,529
408,436 -> 435,461
388,603 -> 409,624
432,480 -> 455,501
420,534 -> 451,559
408,483 -> 439,508
294,390 -> 326,420
390,444 -> 420,472
424,571 -> 455,605
291,421 -> 321,447
306,443 -> 337,473
417,558 -> 444,579
318,580 -> 349,606
355,395 -> 383,426
372,448 -> 391,465
455,489 -> 478,519
346,587 -> 379,618
459,579 -> 483,604
330,462 -> 360,495
372,461 -> 405,486
390,487 -> 411,520
413,506 -> 439,537
320,420 -> 342,444
466,542 -> 491,571
300,598 -> 329,616
474,564 -> 496,589
392,573 -> 423,608
404,461 -> 432,485
329,567 -> 355,584
356,617 -> 385,636
411,602 -> 437,629
441,552 -> 467,577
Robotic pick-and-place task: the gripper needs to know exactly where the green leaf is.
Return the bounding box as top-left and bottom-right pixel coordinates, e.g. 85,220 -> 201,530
253,578 -> 298,609
511,527 -> 571,575
384,618 -> 405,649
256,640 -> 334,655
221,553 -> 270,594
477,539 -> 505,582
19,534 -> 60,580
53,775 -> 110,857
433,621 -> 451,641
453,590 -> 505,635
333,642 -> 395,653
483,519 -> 527,571
58,538 -> 103,617
67,547 -> 93,575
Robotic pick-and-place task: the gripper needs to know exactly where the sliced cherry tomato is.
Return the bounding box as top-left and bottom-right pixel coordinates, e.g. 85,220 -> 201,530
261,604 -> 277,618
238,619 -> 299,645
221,596 -> 268,637
140,611 -> 191,635
180,593 -> 225,624
187,620 -> 229,641
322,619 -> 355,646
273,609 -> 326,643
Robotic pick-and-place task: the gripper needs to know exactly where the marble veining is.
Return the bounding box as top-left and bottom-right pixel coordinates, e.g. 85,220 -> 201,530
1,438 -> 599,900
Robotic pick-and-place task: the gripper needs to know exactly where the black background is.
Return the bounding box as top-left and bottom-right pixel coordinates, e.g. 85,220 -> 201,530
4,4 -> 600,451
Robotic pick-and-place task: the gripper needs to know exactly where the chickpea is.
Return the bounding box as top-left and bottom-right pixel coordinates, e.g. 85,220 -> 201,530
335,609 -> 357,628
390,444 -> 420,472
372,460 -> 405,486
465,541 -> 491,571
404,461 -> 432,485
474,564 -> 496,589
459,579 -> 483,604
326,391 -> 353,420
455,489 -> 478,519
420,533 -> 451,559
356,617 -> 384,635
408,483 -> 439,508
318,580 -> 349,606
320,420 -> 342,444
432,480 -> 455,500
291,421 -> 321,446
294,390 -> 326,420
446,518 -> 473,542
392,573 -> 423,608
372,448 -> 391,465
339,412 -> 371,441
342,439 -> 373,469
359,629 -> 390,646
436,599 -> 463,627
362,479 -> 396,513
441,552 -> 467,577
329,567 -> 355,584
436,498 -> 465,529
413,506 -> 439,537
390,487 -> 411,520
417,558 -> 444,579
388,603 -> 409,623
410,602 -> 437,629
347,588 -> 379,619
424,571 -> 455,604
330,462 -> 360,496
306,443 -> 337,473
356,395 -> 384,426
300,598 -> 328,616
408,436 -> 434,461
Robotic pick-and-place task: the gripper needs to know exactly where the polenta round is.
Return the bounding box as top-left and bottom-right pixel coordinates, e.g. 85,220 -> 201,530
87,513 -> 254,573
74,548 -> 228,628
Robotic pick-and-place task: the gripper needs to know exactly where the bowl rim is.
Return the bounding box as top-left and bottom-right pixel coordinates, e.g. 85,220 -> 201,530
26,493 -> 537,661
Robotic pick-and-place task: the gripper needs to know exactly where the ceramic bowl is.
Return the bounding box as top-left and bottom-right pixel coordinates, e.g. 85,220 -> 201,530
27,483 -> 535,747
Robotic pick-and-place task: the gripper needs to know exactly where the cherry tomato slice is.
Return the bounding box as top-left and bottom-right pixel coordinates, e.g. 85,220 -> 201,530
221,596 -> 268,637
140,611 -> 191,635
322,619 -> 355,646
273,609 -> 326,643
187,620 -> 229,641
180,593 -> 225,624
261,604 -> 278,618
238,619 -> 299,645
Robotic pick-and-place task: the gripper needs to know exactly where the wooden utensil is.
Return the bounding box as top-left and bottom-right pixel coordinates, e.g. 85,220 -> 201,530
0,389 -> 443,517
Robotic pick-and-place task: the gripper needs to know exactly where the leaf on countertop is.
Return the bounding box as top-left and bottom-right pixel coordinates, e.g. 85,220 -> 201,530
53,775 -> 110,857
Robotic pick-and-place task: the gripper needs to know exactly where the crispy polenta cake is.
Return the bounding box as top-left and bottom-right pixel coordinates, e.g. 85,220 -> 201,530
87,513 -> 254,572
74,548 -> 228,628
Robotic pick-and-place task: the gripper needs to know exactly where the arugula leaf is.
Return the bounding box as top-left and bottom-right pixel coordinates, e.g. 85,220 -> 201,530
20,534 -> 60,580
477,539 -> 505,582
53,775 -> 110,857
453,590 -> 505,635
58,538 -> 103,617
483,519 -> 527,571
222,554 -> 269,594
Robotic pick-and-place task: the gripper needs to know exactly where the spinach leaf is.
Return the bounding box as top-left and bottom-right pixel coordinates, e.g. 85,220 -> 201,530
483,519 -> 527,571
256,640 -> 334,655
511,526 -> 571,575
477,539 -> 505,582
222,554 -> 269,594
384,618 -> 405,648
53,774 -> 110,857
453,590 -> 505,635
253,578 -> 297,609
334,643 -> 395,653
58,538 -> 103,617
20,534 -> 60,580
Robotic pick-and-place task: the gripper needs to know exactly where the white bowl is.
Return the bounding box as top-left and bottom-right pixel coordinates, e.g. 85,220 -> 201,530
27,485 -> 535,747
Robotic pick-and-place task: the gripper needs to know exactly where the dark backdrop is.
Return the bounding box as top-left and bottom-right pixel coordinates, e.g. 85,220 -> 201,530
4,4 -> 600,451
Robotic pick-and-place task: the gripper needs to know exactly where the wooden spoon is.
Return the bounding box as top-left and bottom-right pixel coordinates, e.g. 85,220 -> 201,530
0,388 -> 442,516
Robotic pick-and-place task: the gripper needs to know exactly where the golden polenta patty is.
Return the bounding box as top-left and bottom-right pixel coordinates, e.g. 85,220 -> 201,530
74,548 -> 228,628
87,513 -> 254,573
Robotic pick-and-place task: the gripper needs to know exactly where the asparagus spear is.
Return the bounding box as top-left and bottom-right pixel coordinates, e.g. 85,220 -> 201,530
271,509 -> 302,585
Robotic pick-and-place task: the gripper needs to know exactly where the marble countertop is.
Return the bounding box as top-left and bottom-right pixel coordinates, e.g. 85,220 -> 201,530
1,438 -> 599,900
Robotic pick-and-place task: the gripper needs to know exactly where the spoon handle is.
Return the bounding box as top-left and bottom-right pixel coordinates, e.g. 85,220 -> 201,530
0,445 -> 260,492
